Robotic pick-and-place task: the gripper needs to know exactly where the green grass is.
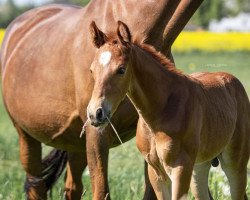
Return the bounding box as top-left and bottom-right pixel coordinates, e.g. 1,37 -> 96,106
174,51 -> 250,94
0,52 -> 249,199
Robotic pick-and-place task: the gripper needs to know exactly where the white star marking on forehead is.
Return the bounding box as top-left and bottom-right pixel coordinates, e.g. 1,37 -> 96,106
99,51 -> 112,66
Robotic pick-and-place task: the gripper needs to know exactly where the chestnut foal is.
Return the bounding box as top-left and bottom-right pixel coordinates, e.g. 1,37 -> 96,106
87,21 -> 250,200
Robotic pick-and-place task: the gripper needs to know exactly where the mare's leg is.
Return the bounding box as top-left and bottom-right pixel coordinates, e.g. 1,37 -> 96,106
148,164 -> 171,200
190,161 -> 213,200
64,151 -> 87,200
86,125 -> 110,200
16,126 -> 47,200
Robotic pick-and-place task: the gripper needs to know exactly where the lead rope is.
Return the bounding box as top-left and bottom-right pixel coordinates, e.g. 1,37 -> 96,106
106,116 -> 127,152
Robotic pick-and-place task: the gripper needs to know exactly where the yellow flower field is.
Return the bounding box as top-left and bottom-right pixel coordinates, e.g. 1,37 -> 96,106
0,29 -> 5,45
0,29 -> 250,52
172,31 -> 250,52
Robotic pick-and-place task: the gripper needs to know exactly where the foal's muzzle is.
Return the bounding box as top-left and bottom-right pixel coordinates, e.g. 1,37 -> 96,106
88,107 -> 110,127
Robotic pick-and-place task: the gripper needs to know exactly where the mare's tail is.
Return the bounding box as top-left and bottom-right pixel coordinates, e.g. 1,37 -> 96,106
24,149 -> 67,193
41,149 -> 67,190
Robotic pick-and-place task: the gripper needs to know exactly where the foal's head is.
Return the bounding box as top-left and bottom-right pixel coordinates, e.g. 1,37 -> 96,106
87,21 -> 133,127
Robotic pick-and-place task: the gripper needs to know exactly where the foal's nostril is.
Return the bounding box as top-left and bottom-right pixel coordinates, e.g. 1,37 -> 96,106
96,108 -> 104,121
89,114 -> 94,120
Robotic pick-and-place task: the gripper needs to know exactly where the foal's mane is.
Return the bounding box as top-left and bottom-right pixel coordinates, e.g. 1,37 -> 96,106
133,40 -> 182,75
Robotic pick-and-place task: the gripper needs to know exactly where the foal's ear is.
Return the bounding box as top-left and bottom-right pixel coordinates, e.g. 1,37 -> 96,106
117,21 -> 132,45
90,21 -> 108,48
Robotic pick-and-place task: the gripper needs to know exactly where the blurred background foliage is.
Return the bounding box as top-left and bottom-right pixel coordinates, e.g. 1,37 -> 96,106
191,0 -> 250,28
0,0 -> 89,28
0,0 -> 33,28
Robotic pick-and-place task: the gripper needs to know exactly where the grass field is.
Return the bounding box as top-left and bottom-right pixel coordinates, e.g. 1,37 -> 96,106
0,51 -> 249,199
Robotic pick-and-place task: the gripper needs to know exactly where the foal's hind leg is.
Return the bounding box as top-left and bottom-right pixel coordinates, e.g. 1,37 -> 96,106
219,149 -> 248,200
64,151 -> 87,200
190,161 -> 213,200
219,125 -> 249,200
16,126 -> 47,200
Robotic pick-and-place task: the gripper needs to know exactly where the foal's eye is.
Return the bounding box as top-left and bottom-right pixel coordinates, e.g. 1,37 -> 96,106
90,69 -> 93,74
117,65 -> 126,75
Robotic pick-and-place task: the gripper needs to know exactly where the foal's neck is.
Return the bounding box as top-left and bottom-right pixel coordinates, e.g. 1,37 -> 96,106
128,45 -> 189,131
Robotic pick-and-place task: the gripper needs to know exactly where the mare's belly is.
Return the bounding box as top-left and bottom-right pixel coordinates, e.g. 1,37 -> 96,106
2,76 -> 81,146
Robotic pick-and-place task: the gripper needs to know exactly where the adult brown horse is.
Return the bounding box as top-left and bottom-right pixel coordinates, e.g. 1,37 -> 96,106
87,21 -> 250,200
0,0 -> 204,199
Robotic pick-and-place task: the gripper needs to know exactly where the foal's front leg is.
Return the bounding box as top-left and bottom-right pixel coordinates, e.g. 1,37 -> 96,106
170,155 -> 194,200
148,164 -> 171,200
155,135 -> 195,200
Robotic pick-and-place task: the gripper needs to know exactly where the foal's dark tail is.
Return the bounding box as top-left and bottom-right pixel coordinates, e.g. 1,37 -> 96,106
24,149 -> 67,193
